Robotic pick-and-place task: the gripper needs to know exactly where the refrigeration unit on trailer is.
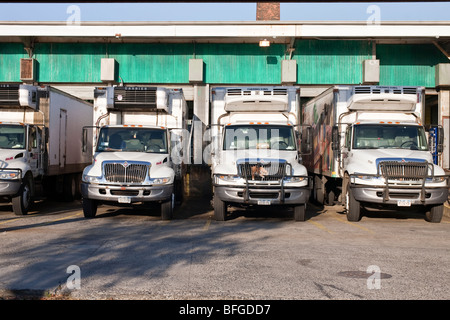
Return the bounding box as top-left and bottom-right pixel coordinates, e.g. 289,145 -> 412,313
81,86 -> 187,220
0,84 -> 93,215
301,85 -> 448,222
210,86 -> 310,221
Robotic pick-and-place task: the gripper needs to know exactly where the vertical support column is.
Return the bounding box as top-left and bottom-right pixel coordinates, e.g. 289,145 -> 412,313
193,84 -> 209,165
438,89 -> 450,169
189,84 -> 212,198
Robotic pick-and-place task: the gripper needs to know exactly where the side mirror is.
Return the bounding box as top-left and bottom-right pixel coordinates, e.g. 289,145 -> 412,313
82,126 -> 97,153
300,126 -> 312,155
430,125 -> 444,153
332,125 -> 340,151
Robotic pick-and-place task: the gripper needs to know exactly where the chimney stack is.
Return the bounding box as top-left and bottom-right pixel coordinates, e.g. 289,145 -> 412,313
256,2 -> 280,21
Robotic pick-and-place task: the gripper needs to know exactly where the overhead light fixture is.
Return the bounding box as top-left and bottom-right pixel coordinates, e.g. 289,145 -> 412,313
259,39 -> 270,47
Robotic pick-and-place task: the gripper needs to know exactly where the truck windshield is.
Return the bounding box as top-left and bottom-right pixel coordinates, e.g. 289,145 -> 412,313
353,124 -> 428,150
223,125 -> 297,150
96,127 -> 168,153
0,124 -> 26,149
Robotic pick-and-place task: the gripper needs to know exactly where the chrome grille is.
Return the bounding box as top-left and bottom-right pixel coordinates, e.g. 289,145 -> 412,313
103,162 -> 149,183
238,161 -> 288,181
379,161 -> 428,181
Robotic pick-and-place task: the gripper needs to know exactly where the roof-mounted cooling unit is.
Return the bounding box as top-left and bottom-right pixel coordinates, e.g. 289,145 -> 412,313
223,87 -> 290,112
0,84 -> 38,109
349,86 -> 422,112
107,86 -> 168,112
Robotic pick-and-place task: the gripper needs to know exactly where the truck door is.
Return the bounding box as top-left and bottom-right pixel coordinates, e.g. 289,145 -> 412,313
59,109 -> 67,168
342,125 -> 352,168
27,125 -> 40,177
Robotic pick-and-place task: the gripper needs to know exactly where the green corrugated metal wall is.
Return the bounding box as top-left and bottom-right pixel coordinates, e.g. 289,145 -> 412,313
0,43 -> 26,81
377,44 -> 449,87
295,40 -> 373,84
0,41 -> 448,86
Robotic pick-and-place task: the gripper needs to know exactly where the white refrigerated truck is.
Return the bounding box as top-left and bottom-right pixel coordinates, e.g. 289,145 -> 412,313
210,86 -> 310,221
0,84 -> 93,215
302,85 -> 448,222
81,86 -> 187,220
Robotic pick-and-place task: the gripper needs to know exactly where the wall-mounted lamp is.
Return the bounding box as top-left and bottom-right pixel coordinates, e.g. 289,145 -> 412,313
259,39 -> 270,47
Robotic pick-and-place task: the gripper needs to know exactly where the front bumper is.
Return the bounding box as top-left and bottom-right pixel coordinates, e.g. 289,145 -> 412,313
351,185 -> 448,206
214,184 -> 310,206
81,182 -> 173,203
0,180 -> 21,197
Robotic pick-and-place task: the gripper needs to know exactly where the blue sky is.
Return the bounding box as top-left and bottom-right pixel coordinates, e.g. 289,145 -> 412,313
0,2 -> 449,21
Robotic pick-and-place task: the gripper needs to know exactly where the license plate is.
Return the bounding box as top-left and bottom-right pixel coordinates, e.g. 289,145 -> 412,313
118,196 -> 131,204
258,200 -> 271,205
397,199 -> 411,207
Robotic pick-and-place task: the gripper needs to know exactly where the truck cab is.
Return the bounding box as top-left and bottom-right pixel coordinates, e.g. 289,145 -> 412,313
0,122 -> 42,214
340,120 -> 448,222
81,86 -> 187,220
325,86 -> 449,222
210,87 -> 310,221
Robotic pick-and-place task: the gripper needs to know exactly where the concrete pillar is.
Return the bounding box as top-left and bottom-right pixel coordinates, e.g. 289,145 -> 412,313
187,84 -> 212,198
193,84 -> 209,165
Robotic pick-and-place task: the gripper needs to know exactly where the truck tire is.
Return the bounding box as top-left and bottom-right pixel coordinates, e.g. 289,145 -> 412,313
12,177 -> 32,216
161,193 -> 174,220
294,204 -> 306,221
346,188 -> 361,222
425,204 -> 443,223
314,175 -> 325,205
82,198 -> 98,218
213,193 -> 227,221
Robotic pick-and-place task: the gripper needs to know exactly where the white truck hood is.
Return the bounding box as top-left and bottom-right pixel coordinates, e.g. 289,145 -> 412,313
0,149 -> 26,169
347,149 -> 444,175
85,151 -> 172,177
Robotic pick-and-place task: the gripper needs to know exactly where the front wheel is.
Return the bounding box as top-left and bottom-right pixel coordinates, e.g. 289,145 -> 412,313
161,193 -> 174,220
82,198 -> 98,218
293,204 -> 306,221
425,204 -> 443,223
12,178 -> 33,216
213,193 -> 227,221
346,188 -> 361,222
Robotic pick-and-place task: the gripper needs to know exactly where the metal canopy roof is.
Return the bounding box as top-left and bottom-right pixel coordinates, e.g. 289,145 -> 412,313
1,21 -> 450,43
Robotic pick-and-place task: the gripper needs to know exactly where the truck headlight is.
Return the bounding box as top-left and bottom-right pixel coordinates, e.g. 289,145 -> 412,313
149,177 -> 173,185
214,174 -> 242,184
217,174 -> 240,181
82,174 -> 102,184
426,176 -> 447,183
284,176 -> 306,182
355,174 -> 379,181
0,170 -> 21,180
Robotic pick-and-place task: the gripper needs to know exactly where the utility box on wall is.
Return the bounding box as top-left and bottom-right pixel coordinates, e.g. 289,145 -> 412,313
189,59 -> 204,83
362,59 -> 380,83
101,58 -> 117,82
20,58 -> 36,82
281,60 -> 297,83
435,63 -> 450,86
